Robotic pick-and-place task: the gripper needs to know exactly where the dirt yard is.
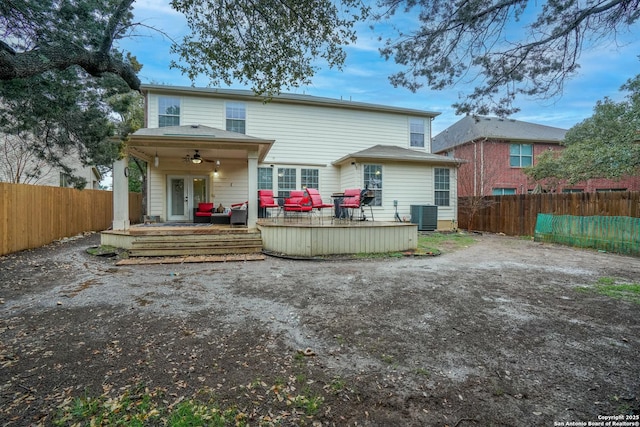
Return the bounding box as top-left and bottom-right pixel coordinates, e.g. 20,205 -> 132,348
1,232 -> 639,426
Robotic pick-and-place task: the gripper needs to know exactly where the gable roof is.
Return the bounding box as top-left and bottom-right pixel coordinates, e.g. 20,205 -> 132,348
333,145 -> 460,166
141,84 -> 440,119
128,125 -> 274,162
432,115 -> 568,153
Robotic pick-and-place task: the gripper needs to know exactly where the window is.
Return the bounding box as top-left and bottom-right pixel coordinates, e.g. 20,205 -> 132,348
434,168 -> 450,206
258,167 -> 273,190
510,144 -> 532,167
60,172 -> 72,187
277,168 -> 296,198
596,188 -> 626,192
363,164 -> 382,206
410,119 -> 425,148
226,102 -> 246,134
301,168 -> 319,190
158,96 -> 180,127
562,188 -> 583,193
492,188 -> 516,195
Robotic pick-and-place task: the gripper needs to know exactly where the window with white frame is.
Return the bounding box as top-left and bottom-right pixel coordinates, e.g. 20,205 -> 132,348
434,168 -> 450,206
492,188 -> 516,195
410,118 -> 425,148
258,167 -> 273,190
277,168 -> 296,198
226,102 -> 246,134
158,96 -> 180,127
363,164 -> 382,206
509,144 -> 532,167
301,168 -> 319,190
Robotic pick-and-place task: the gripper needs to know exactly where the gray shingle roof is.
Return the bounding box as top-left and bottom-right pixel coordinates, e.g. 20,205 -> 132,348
141,84 -> 441,119
432,116 -> 567,153
132,125 -> 270,142
333,144 -> 460,166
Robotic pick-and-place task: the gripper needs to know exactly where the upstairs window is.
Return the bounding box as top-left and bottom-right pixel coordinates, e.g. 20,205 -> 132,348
158,96 -> 180,127
410,119 -> 425,148
363,164 -> 382,206
226,102 -> 246,134
510,144 -> 532,167
434,168 -> 450,206
492,188 -> 516,195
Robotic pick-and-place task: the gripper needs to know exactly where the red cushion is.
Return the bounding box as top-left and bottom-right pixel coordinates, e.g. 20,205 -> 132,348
195,211 -> 212,217
198,203 -> 214,212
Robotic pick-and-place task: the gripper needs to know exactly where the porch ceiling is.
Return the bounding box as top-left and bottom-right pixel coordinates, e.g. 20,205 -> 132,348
127,125 -> 274,163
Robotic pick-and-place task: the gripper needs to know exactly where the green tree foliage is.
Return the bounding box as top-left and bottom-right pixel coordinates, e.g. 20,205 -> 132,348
170,0 -> 369,96
377,0 -> 640,116
0,0 -> 140,89
0,68 -> 127,188
0,1 -> 144,186
526,74 -> 640,185
1,0 -> 369,184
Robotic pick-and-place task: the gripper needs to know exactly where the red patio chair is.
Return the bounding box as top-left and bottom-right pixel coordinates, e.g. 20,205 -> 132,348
339,188 -> 361,220
193,202 -> 214,223
258,189 -> 280,220
283,190 -> 312,221
305,188 -> 334,223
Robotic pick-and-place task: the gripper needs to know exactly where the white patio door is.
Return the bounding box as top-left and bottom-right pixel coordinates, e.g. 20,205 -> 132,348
167,176 -> 208,221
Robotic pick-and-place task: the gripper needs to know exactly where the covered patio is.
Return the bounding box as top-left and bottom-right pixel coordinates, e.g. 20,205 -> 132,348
110,125 -> 274,232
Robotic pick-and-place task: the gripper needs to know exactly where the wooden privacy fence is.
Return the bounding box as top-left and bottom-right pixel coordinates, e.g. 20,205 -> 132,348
458,191 -> 640,236
0,183 -> 142,256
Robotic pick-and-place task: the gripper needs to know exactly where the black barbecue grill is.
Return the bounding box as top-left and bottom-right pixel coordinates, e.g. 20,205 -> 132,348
359,189 -> 375,221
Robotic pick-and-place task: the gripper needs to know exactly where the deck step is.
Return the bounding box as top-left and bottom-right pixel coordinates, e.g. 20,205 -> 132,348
128,231 -> 263,257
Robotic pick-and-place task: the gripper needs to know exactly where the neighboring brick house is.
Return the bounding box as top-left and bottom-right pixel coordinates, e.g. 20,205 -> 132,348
432,115 -> 640,196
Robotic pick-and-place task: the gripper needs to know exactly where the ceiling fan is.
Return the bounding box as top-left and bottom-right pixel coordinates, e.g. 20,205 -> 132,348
186,150 -> 220,166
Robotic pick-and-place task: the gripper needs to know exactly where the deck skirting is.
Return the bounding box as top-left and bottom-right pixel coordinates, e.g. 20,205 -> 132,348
257,221 -> 417,257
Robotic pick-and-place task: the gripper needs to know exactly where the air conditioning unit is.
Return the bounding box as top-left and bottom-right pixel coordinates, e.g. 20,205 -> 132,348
410,205 -> 438,231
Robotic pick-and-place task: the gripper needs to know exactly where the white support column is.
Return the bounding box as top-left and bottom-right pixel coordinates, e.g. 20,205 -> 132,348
112,156 -> 130,231
247,151 -> 258,228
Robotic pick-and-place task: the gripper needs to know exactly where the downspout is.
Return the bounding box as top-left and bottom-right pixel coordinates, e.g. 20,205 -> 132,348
480,139 -> 484,196
429,117 -> 434,153
473,141 -> 477,197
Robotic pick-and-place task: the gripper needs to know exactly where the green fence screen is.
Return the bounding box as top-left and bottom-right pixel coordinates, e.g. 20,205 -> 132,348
534,214 -> 640,256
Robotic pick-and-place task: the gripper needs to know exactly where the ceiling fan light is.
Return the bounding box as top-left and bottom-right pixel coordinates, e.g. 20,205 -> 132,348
191,150 -> 202,164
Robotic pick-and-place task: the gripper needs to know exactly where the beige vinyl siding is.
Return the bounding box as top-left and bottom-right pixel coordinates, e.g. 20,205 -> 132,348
249,102 -> 415,165
146,93 -> 160,128
212,159 -> 248,207
363,162 -> 455,223
147,167 -> 166,220
182,96 -> 224,128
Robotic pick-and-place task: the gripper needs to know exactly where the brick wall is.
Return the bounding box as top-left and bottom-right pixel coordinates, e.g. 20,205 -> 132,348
450,139 -> 640,196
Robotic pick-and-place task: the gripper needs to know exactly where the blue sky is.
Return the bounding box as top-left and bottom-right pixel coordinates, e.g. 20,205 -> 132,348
118,0 -> 640,136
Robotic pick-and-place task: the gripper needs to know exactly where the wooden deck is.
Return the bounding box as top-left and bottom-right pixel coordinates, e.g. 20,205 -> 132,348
101,224 -> 262,257
101,219 -> 418,258
257,218 -> 418,257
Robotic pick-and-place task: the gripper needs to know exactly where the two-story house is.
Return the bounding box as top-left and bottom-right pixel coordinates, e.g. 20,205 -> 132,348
432,115 -> 640,196
111,85 -> 460,230
0,133 -> 102,189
